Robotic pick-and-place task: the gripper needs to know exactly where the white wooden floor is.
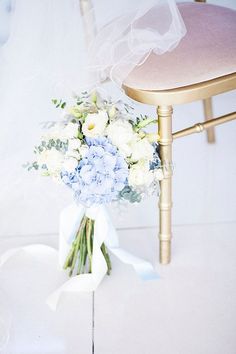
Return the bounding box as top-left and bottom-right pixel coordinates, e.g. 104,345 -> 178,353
1,221 -> 236,354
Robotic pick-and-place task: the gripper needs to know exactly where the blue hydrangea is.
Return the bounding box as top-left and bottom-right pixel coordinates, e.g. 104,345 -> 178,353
150,143 -> 161,170
61,137 -> 128,207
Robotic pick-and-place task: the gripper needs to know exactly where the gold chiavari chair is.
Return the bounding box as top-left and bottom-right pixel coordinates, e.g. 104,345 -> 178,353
119,0 -> 236,264
80,0 -> 236,265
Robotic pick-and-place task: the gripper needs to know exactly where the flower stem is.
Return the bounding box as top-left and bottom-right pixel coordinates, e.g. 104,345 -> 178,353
64,215 -> 112,278
101,243 -> 112,275
86,218 -> 94,273
65,215 -> 87,276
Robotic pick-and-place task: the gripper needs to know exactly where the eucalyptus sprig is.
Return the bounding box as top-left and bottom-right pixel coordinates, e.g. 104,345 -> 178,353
52,98 -> 66,109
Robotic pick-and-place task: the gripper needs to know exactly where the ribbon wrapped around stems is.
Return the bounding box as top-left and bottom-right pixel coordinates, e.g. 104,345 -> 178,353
0,203 -> 158,311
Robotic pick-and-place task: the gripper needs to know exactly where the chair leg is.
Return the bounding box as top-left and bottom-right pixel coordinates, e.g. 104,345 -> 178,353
203,98 -> 215,143
158,105 -> 173,265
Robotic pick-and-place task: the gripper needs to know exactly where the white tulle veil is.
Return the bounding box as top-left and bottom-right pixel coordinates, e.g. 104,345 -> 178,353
0,0 -> 186,237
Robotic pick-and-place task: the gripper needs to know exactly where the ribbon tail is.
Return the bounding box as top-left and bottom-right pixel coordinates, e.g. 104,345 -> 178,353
99,206 -> 159,281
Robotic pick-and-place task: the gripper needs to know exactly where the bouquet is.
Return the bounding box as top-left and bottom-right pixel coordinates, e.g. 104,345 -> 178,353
26,91 -> 163,279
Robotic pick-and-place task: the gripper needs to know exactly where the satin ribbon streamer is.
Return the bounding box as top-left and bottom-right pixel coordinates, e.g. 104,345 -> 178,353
0,204 -> 159,311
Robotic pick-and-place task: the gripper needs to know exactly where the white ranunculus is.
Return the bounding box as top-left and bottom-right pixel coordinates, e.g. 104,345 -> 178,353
130,137 -> 154,162
106,120 -> 134,148
128,160 -> 154,188
154,168 -> 164,181
68,138 -> 81,151
63,157 -> 78,173
37,148 -> 64,175
63,122 -> 79,139
82,111 -> 108,137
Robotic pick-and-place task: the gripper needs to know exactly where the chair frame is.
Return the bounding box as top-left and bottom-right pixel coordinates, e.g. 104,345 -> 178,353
123,0 -> 236,264
123,73 -> 236,264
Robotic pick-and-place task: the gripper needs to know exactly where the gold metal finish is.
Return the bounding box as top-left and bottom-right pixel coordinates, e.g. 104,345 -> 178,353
158,106 -> 173,265
173,111 -> 236,139
123,73 -> 236,106
124,73 -> 236,264
203,98 -> 215,143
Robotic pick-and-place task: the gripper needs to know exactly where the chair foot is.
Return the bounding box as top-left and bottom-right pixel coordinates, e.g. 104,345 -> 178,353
159,240 -> 171,265
203,98 -> 216,143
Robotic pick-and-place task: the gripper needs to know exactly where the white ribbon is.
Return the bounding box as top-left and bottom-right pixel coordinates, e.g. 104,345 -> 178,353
0,203 -> 159,311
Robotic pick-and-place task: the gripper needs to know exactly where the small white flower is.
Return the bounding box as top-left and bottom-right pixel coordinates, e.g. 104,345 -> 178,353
82,111 -> 108,137
37,148 -> 64,175
154,168 -> 164,181
68,138 -> 81,151
106,120 -> 134,149
130,137 -> 154,162
63,122 -> 79,139
63,157 -> 78,173
128,160 -> 154,188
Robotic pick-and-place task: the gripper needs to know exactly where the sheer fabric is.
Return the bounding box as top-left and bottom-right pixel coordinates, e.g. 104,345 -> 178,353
87,0 -> 186,85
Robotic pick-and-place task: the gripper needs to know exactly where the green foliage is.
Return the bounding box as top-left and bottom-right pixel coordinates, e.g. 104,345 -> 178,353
34,138 -> 68,154
23,161 -> 39,171
119,186 -> 142,203
52,98 -> 66,109
134,114 -> 157,132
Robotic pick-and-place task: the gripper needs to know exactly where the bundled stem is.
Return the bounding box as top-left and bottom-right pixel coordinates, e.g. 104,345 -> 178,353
63,216 -> 112,277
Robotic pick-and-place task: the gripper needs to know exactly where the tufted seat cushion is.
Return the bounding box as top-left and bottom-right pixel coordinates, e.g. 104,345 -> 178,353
121,3 -> 236,91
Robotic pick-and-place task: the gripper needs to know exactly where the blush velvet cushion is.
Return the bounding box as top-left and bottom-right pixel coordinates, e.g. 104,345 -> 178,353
122,2 -> 236,91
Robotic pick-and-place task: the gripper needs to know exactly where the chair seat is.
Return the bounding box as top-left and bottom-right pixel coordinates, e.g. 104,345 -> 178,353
122,3 -> 236,91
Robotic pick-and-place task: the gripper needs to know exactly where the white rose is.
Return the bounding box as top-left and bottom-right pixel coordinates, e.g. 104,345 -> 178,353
68,138 -> 81,151
63,122 -> 79,139
37,148 -> 64,175
130,137 -> 154,162
82,111 -> 108,137
63,157 -> 78,172
128,160 -> 154,188
106,120 -> 134,148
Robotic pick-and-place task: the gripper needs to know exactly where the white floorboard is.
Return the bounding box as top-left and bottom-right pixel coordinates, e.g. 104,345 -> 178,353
0,236 -> 92,354
94,223 -> 236,354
